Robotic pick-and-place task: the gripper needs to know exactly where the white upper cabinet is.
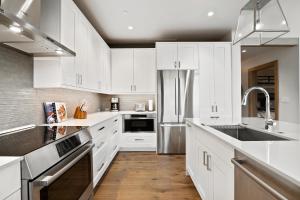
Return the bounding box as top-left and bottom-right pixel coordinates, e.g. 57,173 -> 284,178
198,42 -> 232,125
111,48 -> 156,94
156,42 -> 177,70
133,49 -> 156,93
34,0 -> 111,94
177,42 -> 198,69
111,49 -> 134,93
156,42 -> 198,70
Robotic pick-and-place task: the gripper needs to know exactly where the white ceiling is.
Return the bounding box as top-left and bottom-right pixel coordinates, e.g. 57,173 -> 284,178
74,0 -> 248,45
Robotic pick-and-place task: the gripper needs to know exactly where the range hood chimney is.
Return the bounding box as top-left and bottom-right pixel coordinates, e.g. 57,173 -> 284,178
0,0 -> 75,57
233,0 -> 290,45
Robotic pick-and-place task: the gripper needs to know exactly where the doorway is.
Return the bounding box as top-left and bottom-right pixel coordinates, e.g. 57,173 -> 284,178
247,61 -> 279,120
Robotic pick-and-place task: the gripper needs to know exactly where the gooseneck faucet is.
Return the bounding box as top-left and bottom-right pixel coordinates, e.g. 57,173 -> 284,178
242,87 -> 274,130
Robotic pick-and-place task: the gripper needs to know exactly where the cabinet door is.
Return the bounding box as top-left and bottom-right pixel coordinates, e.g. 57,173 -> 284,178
213,43 -> 232,124
104,44 -> 111,92
133,48 -> 156,93
111,49 -> 134,93
156,42 -> 177,70
75,11 -> 88,88
198,43 -> 215,122
212,155 -> 234,200
61,0 -> 76,87
178,42 -> 198,69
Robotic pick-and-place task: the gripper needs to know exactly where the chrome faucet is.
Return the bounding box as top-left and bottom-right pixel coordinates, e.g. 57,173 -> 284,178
242,87 -> 274,130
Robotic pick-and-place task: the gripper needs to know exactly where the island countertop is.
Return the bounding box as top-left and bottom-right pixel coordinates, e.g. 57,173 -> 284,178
186,117 -> 300,187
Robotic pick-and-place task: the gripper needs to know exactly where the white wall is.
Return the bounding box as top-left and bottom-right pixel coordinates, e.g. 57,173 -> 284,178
241,46 -> 299,123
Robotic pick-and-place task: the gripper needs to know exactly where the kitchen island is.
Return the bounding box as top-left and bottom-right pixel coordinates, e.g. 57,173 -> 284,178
186,117 -> 300,200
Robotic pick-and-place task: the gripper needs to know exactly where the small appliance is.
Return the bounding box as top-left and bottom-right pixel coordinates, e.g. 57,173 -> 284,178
111,97 -> 119,112
123,114 -> 156,133
135,103 -> 146,112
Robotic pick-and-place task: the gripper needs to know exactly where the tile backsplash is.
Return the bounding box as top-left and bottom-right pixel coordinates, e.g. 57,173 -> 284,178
0,45 -> 106,131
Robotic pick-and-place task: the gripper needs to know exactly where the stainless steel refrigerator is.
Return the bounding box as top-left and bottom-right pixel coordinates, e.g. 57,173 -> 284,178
157,70 -> 194,154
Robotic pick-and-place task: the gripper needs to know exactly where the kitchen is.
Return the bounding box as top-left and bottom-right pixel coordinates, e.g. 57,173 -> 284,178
0,0 -> 300,200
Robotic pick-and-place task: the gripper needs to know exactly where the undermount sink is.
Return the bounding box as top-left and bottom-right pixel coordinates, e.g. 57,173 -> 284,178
210,125 -> 290,141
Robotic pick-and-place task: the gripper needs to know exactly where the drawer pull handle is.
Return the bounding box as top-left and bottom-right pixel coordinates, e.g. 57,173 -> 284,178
203,151 -> 207,166
97,142 -> 104,149
134,138 -> 144,141
113,130 -> 118,135
97,163 -> 105,172
231,159 -> 288,200
114,119 -> 118,122
98,127 -> 105,131
206,154 -> 212,171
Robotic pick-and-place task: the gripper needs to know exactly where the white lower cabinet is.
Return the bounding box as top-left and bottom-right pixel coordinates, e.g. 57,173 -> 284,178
0,161 -> 21,200
186,122 -> 234,200
120,133 -> 157,151
89,116 -> 121,187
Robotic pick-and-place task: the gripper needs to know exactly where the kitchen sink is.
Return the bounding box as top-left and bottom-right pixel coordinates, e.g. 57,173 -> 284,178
209,125 -> 290,141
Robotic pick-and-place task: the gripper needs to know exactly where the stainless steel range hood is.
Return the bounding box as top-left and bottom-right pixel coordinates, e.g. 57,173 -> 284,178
0,0 -> 75,57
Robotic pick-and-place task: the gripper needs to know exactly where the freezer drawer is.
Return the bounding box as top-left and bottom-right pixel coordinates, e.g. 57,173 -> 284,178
157,123 -> 186,154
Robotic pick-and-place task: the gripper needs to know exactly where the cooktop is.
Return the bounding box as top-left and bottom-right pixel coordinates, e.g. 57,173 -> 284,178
0,126 -> 87,156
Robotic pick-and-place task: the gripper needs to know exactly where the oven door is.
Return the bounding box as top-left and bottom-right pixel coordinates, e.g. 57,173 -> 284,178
123,115 -> 155,133
29,144 -> 94,200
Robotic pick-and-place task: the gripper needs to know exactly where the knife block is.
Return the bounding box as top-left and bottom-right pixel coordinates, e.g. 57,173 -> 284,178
73,106 -> 87,119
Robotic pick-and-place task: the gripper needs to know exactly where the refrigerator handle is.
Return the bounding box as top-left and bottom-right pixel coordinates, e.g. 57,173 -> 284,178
178,77 -> 181,115
175,78 -> 177,115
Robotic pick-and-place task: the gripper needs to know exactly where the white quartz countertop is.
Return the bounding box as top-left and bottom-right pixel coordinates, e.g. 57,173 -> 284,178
47,111 -> 156,127
186,117 -> 300,187
0,157 -> 22,170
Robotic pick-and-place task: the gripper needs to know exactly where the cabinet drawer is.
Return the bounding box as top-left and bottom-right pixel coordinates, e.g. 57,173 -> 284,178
107,134 -> 119,157
93,144 -> 107,177
93,136 -> 106,155
5,190 -> 21,200
0,163 -> 21,200
89,120 -> 112,139
121,133 -> 156,146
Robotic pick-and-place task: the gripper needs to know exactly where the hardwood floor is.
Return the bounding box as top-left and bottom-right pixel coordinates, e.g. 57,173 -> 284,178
94,152 -> 201,200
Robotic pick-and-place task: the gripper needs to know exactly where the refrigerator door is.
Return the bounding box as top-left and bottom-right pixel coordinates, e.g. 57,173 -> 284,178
178,70 -> 194,122
157,123 -> 186,154
157,70 -> 179,123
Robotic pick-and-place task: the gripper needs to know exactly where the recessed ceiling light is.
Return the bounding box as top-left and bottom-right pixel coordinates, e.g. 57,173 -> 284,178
128,26 -> 134,30
242,49 -> 247,53
207,11 -> 215,17
9,25 -> 23,33
256,22 -> 264,30
55,49 -> 63,55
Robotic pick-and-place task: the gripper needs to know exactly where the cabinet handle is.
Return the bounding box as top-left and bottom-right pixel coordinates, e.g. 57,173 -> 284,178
206,154 -> 212,171
215,105 -> 218,112
113,130 -> 118,135
114,119 -> 118,122
179,61 -> 181,68
231,159 -> 288,200
130,85 -> 133,91
97,142 -> 104,149
203,151 -> 207,166
97,163 -> 105,172
174,61 -> 177,68
134,138 -> 145,141
98,127 -> 105,132
211,105 -> 214,112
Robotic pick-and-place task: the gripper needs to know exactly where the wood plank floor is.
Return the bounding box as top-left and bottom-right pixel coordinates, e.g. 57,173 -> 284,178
94,152 -> 201,200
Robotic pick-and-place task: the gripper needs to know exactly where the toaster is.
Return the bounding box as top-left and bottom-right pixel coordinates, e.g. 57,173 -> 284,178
135,103 -> 146,112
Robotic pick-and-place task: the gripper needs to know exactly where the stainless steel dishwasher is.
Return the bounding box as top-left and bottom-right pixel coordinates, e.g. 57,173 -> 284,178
232,150 -> 300,200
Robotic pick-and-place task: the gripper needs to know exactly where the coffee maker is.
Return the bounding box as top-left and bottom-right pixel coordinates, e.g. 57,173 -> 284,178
111,97 -> 119,112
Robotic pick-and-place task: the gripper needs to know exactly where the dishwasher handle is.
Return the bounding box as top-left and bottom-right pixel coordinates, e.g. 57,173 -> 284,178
231,158 -> 288,200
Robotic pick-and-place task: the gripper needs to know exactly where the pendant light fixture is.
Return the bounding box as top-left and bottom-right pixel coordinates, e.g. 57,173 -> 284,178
233,0 -> 289,45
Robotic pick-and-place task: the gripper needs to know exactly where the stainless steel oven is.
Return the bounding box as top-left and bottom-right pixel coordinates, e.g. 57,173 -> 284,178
123,114 -> 156,133
29,143 -> 93,200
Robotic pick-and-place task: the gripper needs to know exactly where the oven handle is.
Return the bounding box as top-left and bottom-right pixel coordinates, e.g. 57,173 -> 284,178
34,144 -> 94,187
